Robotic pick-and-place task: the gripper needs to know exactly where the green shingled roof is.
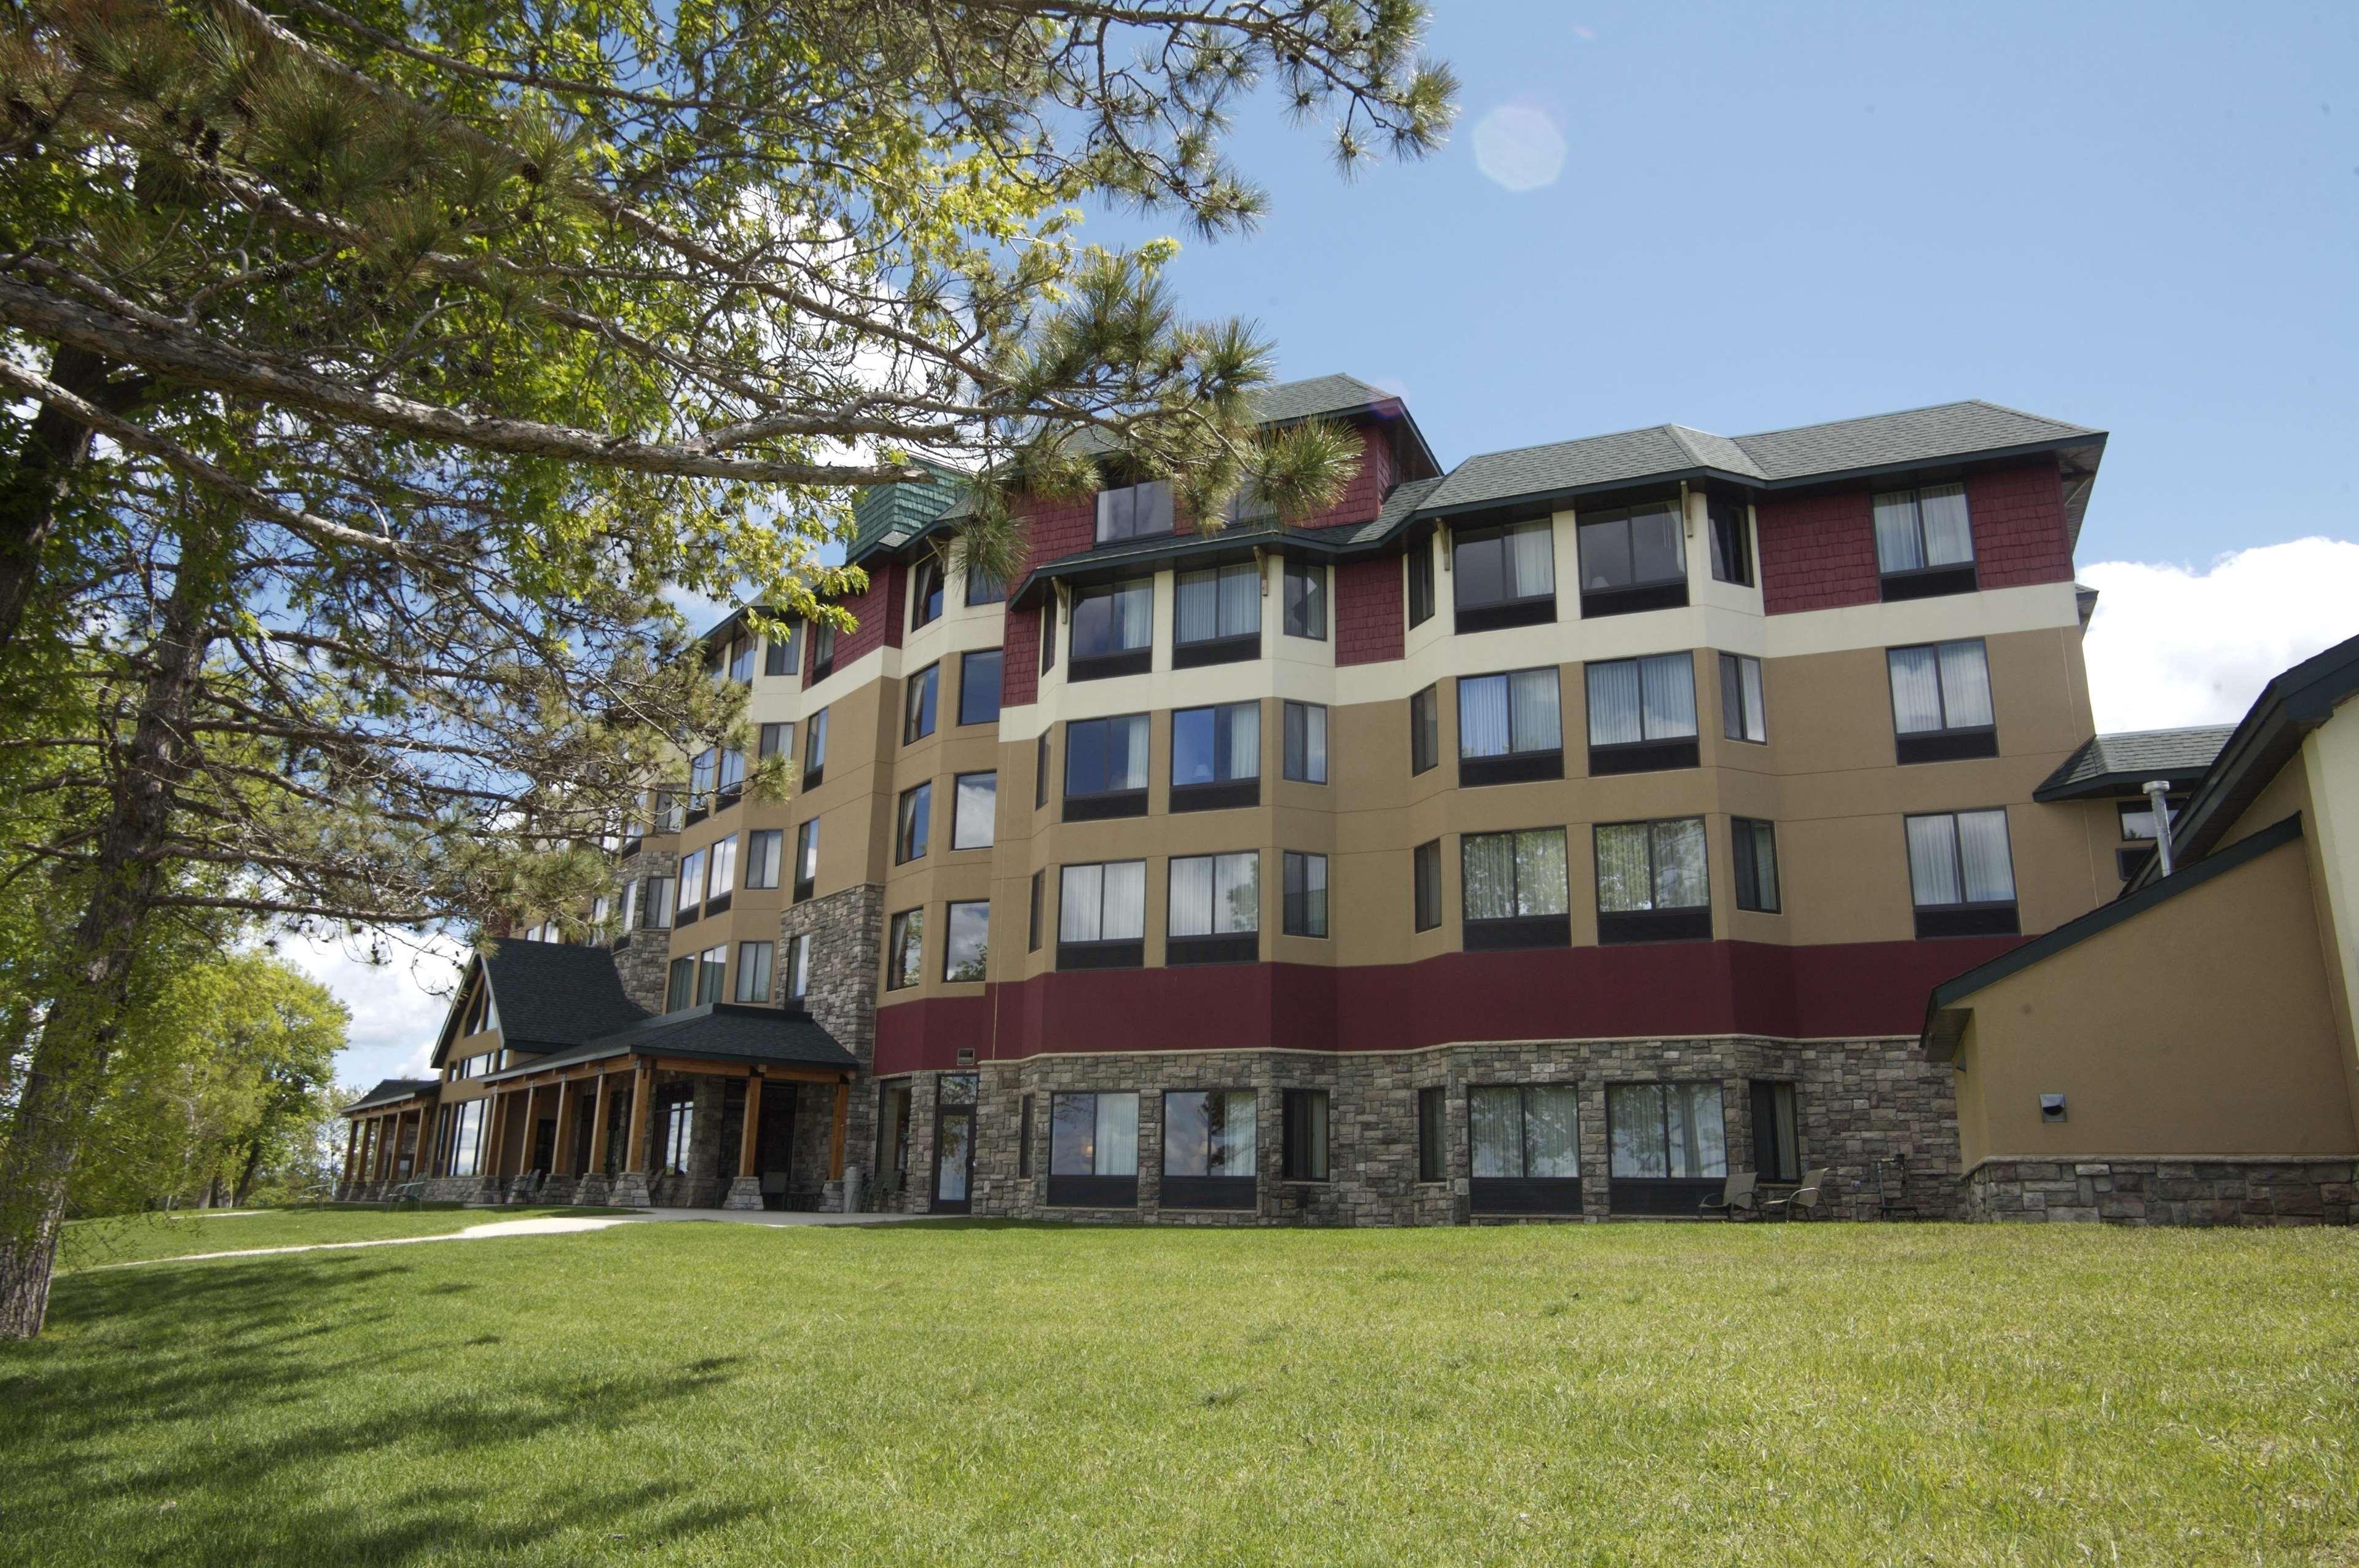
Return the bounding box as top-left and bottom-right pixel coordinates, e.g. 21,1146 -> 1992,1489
2033,726 -> 2236,801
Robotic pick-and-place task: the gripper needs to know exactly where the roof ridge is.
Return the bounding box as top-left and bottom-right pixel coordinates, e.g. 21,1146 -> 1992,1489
1732,397 -> 2094,444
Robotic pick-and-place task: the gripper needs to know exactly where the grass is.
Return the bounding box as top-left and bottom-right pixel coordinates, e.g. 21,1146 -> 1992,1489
4,1220 -> 2357,1566
55,1206 -> 616,1271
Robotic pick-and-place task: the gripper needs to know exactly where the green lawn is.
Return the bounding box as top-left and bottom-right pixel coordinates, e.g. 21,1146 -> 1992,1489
56,1206 -> 618,1271
6,1221 -> 2357,1566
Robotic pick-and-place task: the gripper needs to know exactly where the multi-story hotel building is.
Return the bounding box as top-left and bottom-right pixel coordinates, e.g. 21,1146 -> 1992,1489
340,376 -> 2351,1225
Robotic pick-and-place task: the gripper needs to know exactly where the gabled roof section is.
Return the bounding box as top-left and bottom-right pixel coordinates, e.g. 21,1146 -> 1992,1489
345,1078 -> 439,1116
2035,726 -> 2236,801
431,939 -> 651,1067
1423,423 -> 1753,514
1730,400 -> 2100,482
479,1002 -> 857,1081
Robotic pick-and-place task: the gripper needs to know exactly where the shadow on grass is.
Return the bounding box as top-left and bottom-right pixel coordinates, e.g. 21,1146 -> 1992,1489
3,1256 -> 763,1566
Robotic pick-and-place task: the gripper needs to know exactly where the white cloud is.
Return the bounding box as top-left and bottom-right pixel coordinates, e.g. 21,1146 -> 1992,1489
1472,104 -> 1567,193
2081,536 -> 2359,731
277,929 -> 466,1092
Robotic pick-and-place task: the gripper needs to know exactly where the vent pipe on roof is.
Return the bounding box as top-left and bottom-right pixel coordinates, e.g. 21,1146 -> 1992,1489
2143,779 -> 2177,876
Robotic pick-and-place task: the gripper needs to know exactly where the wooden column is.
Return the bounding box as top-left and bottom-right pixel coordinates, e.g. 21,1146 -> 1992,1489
372,1115 -> 391,1181
552,1079 -> 579,1176
488,1092 -> 512,1177
737,1075 -> 764,1180
341,1120 -> 358,1183
587,1072 -> 614,1175
828,1078 -> 850,1180
622,1058 -> 653,1175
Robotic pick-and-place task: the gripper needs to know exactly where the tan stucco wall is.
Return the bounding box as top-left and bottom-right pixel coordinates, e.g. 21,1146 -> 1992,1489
2297,699 -> 2359,1137
1952,831 -> 2358,1165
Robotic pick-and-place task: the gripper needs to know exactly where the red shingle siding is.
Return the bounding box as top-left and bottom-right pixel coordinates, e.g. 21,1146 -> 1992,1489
1018,495 -> 1098,574
834,559 -> 905,667
1294,422 -> 1395,531
1759,490 -> 1880,615
1968,461 -> 2073,588
1002,601 -> 1041,707
1335,557 -> 1404,666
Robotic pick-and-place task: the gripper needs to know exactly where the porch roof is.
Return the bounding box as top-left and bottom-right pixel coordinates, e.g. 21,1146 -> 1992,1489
479,1002 -> 856,1083
343,1078 -> 439,1116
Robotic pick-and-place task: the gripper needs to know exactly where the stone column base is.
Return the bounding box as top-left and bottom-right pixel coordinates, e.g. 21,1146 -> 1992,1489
464,1178 -> 505,1207
723,1176 -> 765,1210
574,1175 -> 611,1206
608,1172 -> 651,1208
539,1175 -> 578,1205
820,1179 -> 846,1214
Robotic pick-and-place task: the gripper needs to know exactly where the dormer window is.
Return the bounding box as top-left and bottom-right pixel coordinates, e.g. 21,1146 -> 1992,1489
1874,483 -> 1976,600
911,558 -> 946,630
1096,479 -> 1173,544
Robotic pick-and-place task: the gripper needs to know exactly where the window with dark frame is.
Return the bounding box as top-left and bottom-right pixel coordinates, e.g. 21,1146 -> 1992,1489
1457,667 -> 1563,786
1282,701 -> 1328,784
727,635 -> 755,684
1095,479 -> 1173,543
1719,653 -> 1767,744
1874,482 -> 1977,600
966,562 -> 1007,606
792,818 -> 818,903
1281,1089 -> 1329,1181
1750,1081 -> 1800,1184
735,940 -> 773,1003
676,847 -> 705,924
1171,701 -> 1260,811
1282,559 -> 1327,640
1595,817 -> 1711,944
943,900 -> 989,982
704,835 -> 736,914
1174,562 -> 1262,667
1048,1091 -> 1140,1206
1057,860 -> 1147,970
1606,1081 -> 1727,1214
1732,818 -> 1780,914
1162,1089 -> 1258,1209
1407,536 -> 1435,628
959,648 -> 1003,727
640,875 -> 675,930
877,1081 -> 912,1185
1468,1084 -> 1580,1213
764,622 -> 802,676
810,622 -> 836,680
1413,839 -> 1442,932
951,772 -> 996,851
1416,1086 -> 1445,1182
785,933 -> 811,1000
1410,685 -> 1440,775
1906,809 -> 2019,937
1282,851 -> 1328,938
1708,496 -> 1754,587
885,908 -> 923,990
1040,601 -> 1057,674
1064,714 -> 1150,820
665,955 -> 694,1011
1452,520 -> 1556,632
1069,579 -> 1154,678
1460,828 -> 1572,950
1888,639 -> 1996,762
1035,733 -> 1050,809
1168,850 -> 1259,965
758,721 -> 794,762
895,782 -> 930,864
911,557 -> 945,630
696,944 -> 727,1005
1587,653 -> 1700,774
1018,1094 -> 1034,1177
716,747 -> 746,804
903,663 -> 939,744
662,1097 -> 696,1175
803,707 -> 828,788
1027,869 -> 1043,952
1577,501 -> 1687,616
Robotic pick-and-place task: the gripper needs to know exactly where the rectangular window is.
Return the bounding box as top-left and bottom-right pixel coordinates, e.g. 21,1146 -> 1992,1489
1282,851 -> 1328,938
662,1099 -> 695,1175
878,1081 -> 912,1182
1888,639 -> 1997,762
1170,701 -> 1261,811
2119,798 -> 2180,841
793,818 -> 818,903
1577,501 -> 1687,616
1458,667 -> 1564,785
642,876 -> 675,930
1064,714 -> 1150,820
1708,496 -> 1753,587
447,1100 -> 485,1177
1453,520 -> 1556,633
1027,868 -> 1044,953
728,635 -> 755,684
1035,733 -> 1051,810
1874,482 -> 1976,598
958,648 -> 1003,727
1174,561 -> 1262,667
1162,1089 -> 1258,1209
764,622 -> 802,677
952,772 -> 996,851
1018,1095 -> 1034,1177
1587,653 -> 1700,774
616,881 -> 636,934
1281,1089 -> 1330,1181
966,562 -> 1007,606
1718,653 -> 1767,745
885,909 -> 924,990
1607,1081 -> 1727,1213
1416,1086 -> 1445,1183
1095,479 -> 1173,543
1460,828 -> 1572,949
689,748 -> 717,812
757,721 -> 794,762
1282,702 -> 1328,784
716,747 -> 746,803
1732,818 -> 1780,914
803,707 -> 828,788
1058,860 -> 1147,970
1048,1091 -> 1140,1206
1168,850 -> 1260,965
1410,684 -> 1440,775
785,934 -> 811,1000
811,622 -> 836,680
706,835 -> 737,912
735,941 -> 774,1003
1407,536 -> 1435,628
1906,809 -> 2019,937
1069,579 -> 1154,679
745,829 -> 782,890
665,955 -> 695,1012
1039,602 -> 1057,675
910,558 -> 945,630
677,848 -> 705,922
696,944 -> 727,1005
943,900 -> 990,982
1595,817 -> 1712,943
1750,1080 -> 1800,1185
1469,1084 -> 1582,1213
903,663 -> 939,743
895,782 -> 930,864
1282,560 -> 1327,640
1413,839 -> 1442,932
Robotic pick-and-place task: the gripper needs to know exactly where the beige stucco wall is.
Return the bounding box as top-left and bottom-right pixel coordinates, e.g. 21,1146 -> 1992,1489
2298,697 -> 2359,1137
1952,831 -> 2358,1166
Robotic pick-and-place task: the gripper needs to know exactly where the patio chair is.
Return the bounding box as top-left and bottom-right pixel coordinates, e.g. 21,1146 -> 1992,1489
1762,1167 -> 1834,1221
1698,1169 -> 1760,1220
387,1179 -> 427,1210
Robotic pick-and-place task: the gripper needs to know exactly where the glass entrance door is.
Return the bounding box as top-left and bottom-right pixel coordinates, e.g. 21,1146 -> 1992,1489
933,1073 -> 978,1213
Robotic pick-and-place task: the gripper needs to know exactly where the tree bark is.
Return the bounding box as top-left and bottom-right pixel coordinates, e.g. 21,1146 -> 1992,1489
0,346 -> 146,665
0,528 -> 214,1339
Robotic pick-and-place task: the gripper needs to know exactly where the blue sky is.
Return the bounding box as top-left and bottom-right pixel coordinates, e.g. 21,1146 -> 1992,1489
316,2 -> 2359,1088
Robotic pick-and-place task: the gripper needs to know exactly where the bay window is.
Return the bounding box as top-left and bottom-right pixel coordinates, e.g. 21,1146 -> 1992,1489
1453,519 -> 1556,632
943,900 -> 989,982
1577,501 -> 1687,616
745,828 -> 782,890
764,622 -> 801,676
910,557 -> 945,630
1282,851 -> 1328,938
1587,653 -> 1700,774
903,662 -> 938,743
1174,562 -> 1262,667
1162,1089 -> 1257,1209
1171,701 -> 1260,812
1889,639 -> 1996,762
1594,817 -> 1711,944
803,706 -> 828,788
1048,1091 -> 1139,1206
696,944 -> 726,1005
810,622 -> 835,680
1607,1081 -> 1727,1214
1468,1084 -> 1581,1213
1064,713 -> 1150,820
785,934 -> 811,1000
1407,536 -> 1435,628
959,649 -> 1002,726
1874,482 -> 1977,600
885,908 -> 923,990
1906,809 -> 2019,937
1718,653 -> 1767,745
705,834 -> 736,914
1732,818 -> 1780,914
1460,828 -> 1571,950
966,562 -> 1006,606
1282,701 -> 1327,784
1410,685 -> 1440,775
895,782 -> 929,864
1413,839 -> 1442,933
952,772 -> 996,851
735,941 -> 772,1003
1070,578 -> 1154,680
1282,559 -> 1326,640
1458,667 -> 1563,786
1095,479 -> 1172,543
676,848 -> 705,923
665,956 -> 695,1012
1058,860 -> 1147,970
792,818 -> 818,903
1168,850 -> 1259,965
1708,495 -> 1753,587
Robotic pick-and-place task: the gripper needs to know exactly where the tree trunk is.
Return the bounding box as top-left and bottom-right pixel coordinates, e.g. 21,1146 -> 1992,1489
232,1140 -> 265,1207
0,346 -> 132,664
0,530 -> 214,1339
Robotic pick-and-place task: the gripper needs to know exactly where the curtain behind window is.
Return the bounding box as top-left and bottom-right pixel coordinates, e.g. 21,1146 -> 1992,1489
1107,715 -> 1149,790
1917,483 -> 1973,564
1225,703 -> 1260,778
1873,492 -> 1923,571
1651,819 -> 1708,908
1587,661 -> 1642,747
1458,676 -> 1512,757
1522,1086 -> 1580,1178
1509,522 -> 1555,597
1461,834 -> 1517,921
1595,823 -> 1652,912
1509,668 -> 1561,751
1516,830 -> 1569,915
1101,860 -> 1146,939
1168,856 -> 1215,936
1609,1084 -> 1667,1177
1639,654 -> 1696,738
1906,815 -> 1962,905
1888,646 -> 1944,732
1215,852 -> 1258,933
1470,1086 -> 1520,1178
1937,641 -> 1993,727
1219,564 -> 1258,637
1666,1083 -> 1727,1177
1957,810 -> 2015,902
1094,1094 -> 1139,1175
1059,864 -> 1104,942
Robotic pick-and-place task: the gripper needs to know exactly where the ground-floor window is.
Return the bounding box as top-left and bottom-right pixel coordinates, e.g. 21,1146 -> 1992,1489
877,1081 -> 913,1195
1163,1089 -> 1257,1209
447,1099 -> 485,1177
1281,1089 -> 1330,1181
1468,1084 -> 1581,1214
1416,1086 -> 1445,1183
1607,1081 -> 1727,1215
660,1097 -> 695,1176
1750,1081 -> 1800,1183
1048,1091 -> 1139,1207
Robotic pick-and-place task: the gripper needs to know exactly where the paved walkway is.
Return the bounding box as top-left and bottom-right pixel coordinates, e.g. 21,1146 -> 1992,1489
96,1207 -> 942,1269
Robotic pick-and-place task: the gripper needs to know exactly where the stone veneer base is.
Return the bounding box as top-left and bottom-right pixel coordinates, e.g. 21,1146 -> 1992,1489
723,1176 -> 765,1210
1965,1158 -> 2356,1225
607,1173 -> 651,1208
573,1175 -> 611,1206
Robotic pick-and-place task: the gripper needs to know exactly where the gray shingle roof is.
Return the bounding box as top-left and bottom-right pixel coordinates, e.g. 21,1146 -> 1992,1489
480,939 -> 650,1052
346,1078 -> 438,1115
1247,372 -> 1394,425
2034,726 -> 2236,800
481,1002 -> 856,1081
1732,400 -> 2101,480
